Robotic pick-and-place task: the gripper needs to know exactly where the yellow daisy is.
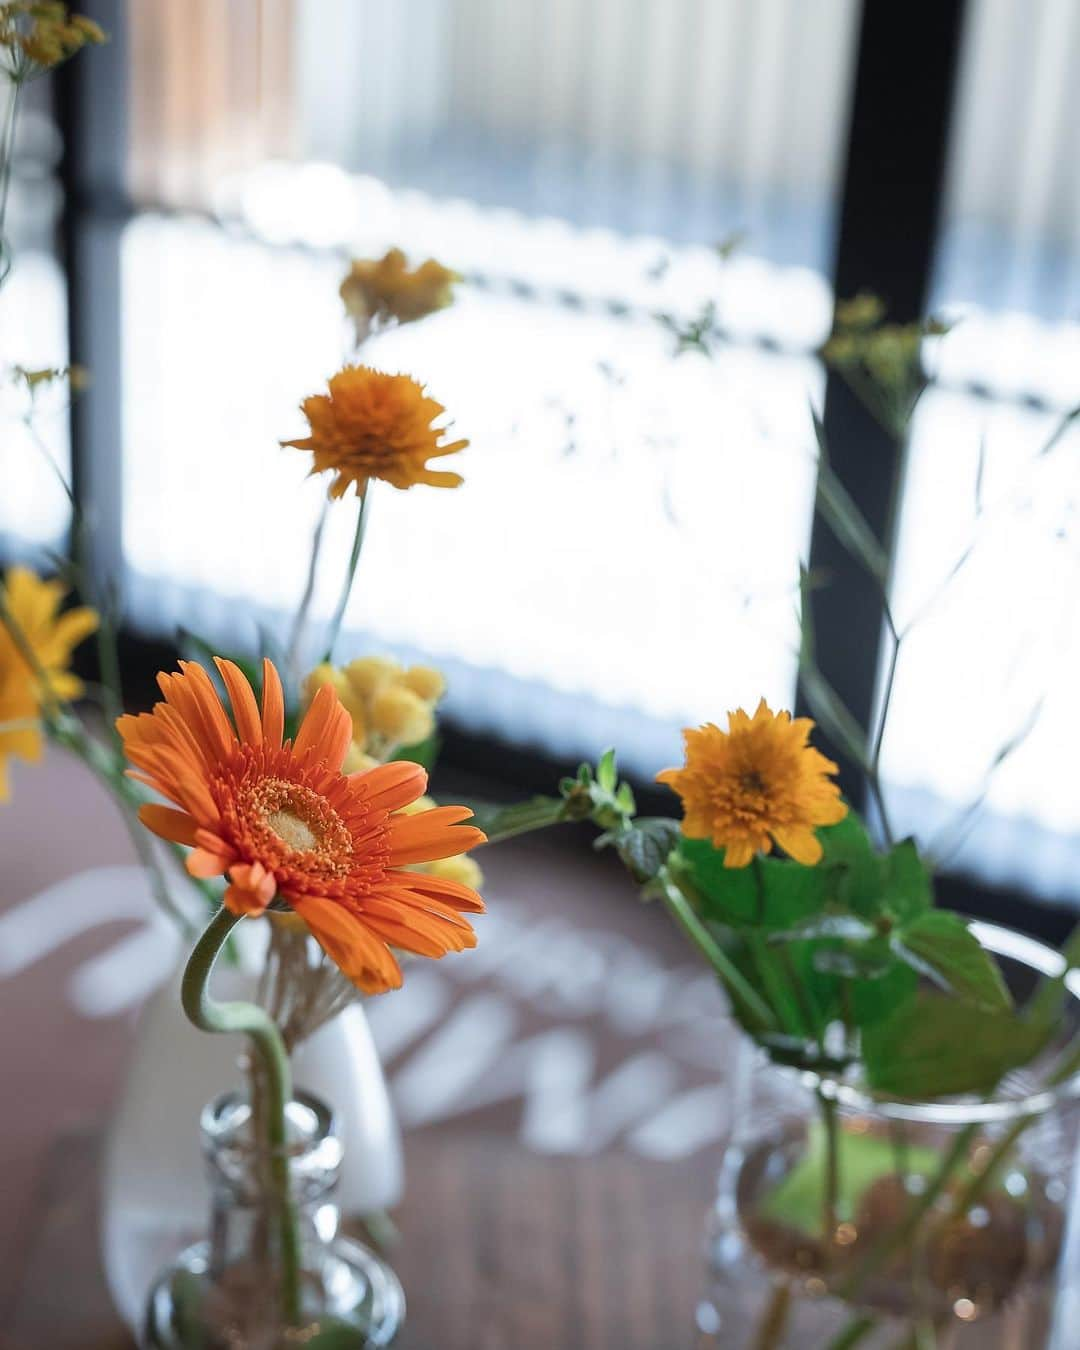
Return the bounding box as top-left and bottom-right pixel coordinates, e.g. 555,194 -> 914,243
657,699 -> 846,868
282,365 -> 467,498
0,566 -> 98,799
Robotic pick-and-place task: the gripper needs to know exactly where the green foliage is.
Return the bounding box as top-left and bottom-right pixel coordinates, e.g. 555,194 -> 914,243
862,996 -> 1049,1097
607,816 -> 682,884
891,910 -> 1011,1013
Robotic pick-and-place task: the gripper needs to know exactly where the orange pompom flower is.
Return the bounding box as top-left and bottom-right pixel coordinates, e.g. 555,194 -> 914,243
657,698 -> 846,868
117,658 -> 485,994
281,365 -> 468,499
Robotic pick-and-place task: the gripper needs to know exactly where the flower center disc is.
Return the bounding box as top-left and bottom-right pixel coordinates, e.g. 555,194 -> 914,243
243,776 -> 353,877
266,809 -> 319,852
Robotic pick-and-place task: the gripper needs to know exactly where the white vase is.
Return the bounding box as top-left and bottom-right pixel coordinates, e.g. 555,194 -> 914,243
101,962 -> 403,1332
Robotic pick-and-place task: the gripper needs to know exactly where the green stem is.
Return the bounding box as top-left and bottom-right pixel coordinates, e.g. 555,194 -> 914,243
181,907 -> 303,1328
322,488 -> 370,662
285,499 -> 329,689
472,794 -> 573,845
656,867 -> 776,1034
819,1088 -> 840,1249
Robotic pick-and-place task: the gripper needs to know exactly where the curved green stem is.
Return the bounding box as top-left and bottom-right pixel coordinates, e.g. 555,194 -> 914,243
656,867 -> 776,1033
181,907 -> 302,1327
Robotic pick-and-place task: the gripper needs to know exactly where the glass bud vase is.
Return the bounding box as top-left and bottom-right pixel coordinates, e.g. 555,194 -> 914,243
701,922 -> 1080,1349
144,1091 -> 405,1349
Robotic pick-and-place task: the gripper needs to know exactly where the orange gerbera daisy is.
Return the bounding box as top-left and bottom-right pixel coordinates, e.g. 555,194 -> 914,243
281,365 -> 467,498
657,699 -> 846,868
117,658 -> 485,994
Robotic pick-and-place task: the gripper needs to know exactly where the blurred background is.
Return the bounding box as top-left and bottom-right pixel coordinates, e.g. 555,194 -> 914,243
6,0 -> 1080,913
4,2 -> 1080,1332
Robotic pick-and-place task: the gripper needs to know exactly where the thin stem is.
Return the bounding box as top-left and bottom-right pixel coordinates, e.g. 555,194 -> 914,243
750,1279 -> 792,1350
656,866 -> 776,1033
284,499 -> 330,690
181,907 -> 302,1328
0,77 -> 20,264
322,488 -> 370,663
818,1087 -> 840,1249
23,411 -> 76,508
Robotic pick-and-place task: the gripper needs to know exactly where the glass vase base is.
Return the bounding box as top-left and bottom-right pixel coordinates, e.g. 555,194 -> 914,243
144,1235 -> 405,1349
701,1229 -> 1054,1349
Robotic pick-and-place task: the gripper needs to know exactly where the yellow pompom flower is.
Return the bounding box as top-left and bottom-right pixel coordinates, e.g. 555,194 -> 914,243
370,685 -> 434,749
281,365 -> 467,499
0,566 -> 97,800
657,699 -> 846,868
340,248 -> 459,340
401,664 -> 446,703
344,654 -> 401,701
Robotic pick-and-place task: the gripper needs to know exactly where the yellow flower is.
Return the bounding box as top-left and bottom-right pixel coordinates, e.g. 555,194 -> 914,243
400,664 -> 445,703
344,654 -> 401,700
0,2 -> 105,80
657,699 -> 846,868
370,685 -> 433,748
340,248 -> 458,340
282,365 -> 467,498
0,566 -> 97,800
308,653 -> 446,765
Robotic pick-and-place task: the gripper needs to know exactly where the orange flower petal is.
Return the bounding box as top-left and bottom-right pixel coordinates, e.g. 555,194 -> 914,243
353,760 -> 428,812
215,657 -> 262,746
294,681 -> 352,770
138,803 -> 198,847
261,658 -> 284,748
290,895 -> 404,994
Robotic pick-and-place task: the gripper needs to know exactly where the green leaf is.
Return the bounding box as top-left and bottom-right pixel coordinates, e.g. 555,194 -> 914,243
768,914 -> 876,944
679,838 -> 827,930
816,814 -> 886,916
812,944 -> 893,980
880,837 -> 932,922
849,960 -> 918,1029
610,817 -> 681,883
395,730 -> 440,771
595,747 -> 617,792
892,911 -> 1011,1012
862,995 -> 1046,1097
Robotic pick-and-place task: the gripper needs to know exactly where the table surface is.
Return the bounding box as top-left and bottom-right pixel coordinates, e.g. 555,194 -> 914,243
2,1127 -> 715,1350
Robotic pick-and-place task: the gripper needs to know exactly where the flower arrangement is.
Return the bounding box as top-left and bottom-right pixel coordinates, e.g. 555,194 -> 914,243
5,17 -> 1080,1350
0,20 -> 514,1340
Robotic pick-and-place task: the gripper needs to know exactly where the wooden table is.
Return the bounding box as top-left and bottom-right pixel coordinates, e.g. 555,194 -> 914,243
2,1126 -> 715,1350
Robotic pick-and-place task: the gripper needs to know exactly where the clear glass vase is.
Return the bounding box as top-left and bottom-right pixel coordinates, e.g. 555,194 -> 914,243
144,1091 -> 405,1349
701,922 -> 1080,1349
